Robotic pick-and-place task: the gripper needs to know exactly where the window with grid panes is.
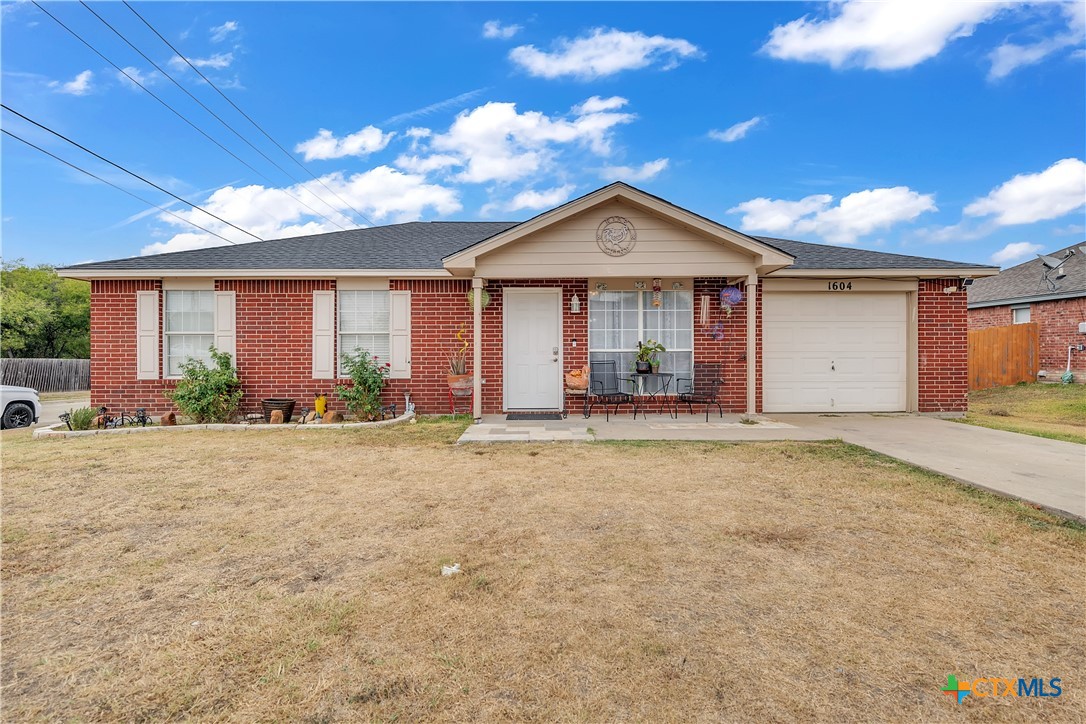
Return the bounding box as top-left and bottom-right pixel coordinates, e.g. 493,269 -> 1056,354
338,291 -> 390,374
164,290 -> 214,377
588,290 -> 693,393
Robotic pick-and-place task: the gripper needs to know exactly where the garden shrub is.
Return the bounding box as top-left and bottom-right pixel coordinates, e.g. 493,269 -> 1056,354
336,350 -> 390,420
67,406 -> 96,431
164,347 -> 243,423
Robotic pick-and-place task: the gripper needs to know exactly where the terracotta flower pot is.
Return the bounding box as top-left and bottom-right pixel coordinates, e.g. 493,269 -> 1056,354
447,373 -> 473,397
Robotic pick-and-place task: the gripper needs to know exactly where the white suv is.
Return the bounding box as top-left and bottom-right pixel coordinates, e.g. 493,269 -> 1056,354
1,386 -> 42,429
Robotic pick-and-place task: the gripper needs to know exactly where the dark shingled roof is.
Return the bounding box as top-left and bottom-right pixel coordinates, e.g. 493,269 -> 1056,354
59,221 -> 995,274
753,236 -> 992,270
62,221 -> 520,271
968,243 -> 1086,306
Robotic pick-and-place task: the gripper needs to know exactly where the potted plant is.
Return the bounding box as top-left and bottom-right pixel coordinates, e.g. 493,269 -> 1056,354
447,323 -> 472,396
636,339 -> 665,374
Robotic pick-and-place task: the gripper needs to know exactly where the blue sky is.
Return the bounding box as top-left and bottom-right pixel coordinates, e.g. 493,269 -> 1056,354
2,1 -> 1084,268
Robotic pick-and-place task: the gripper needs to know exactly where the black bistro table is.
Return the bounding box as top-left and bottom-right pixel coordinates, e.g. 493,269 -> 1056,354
620,372 -> 675,420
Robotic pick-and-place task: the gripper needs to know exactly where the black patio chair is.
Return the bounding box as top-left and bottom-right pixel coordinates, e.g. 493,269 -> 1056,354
676,363 -> 724,422
585,360 -> 633,421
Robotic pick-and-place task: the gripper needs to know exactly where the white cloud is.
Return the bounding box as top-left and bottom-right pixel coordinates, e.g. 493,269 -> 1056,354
990,241 -> 1045,266
729,187 -> 937,244
393,153 -> 460,174
409,97 -> 635,184
599,158 -> 669,182
210,20 -> 238,43
763,1 -> 1008,70
505,185 -> 577,212
709,116 -> 764,143
964,158 -> 1086,225
295,127 -> 395,161
988,2 -> 1085,80
48,69 -> 93,96
169,52 -> 233,71
483,20 -> 521,40
509,27 -> 701,79
572,95 -> 628,115
141,166 -> 461,255
116,66 -> 160,89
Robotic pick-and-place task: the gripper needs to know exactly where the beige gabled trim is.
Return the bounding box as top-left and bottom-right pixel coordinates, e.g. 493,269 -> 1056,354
442,183 -> 795,274
766,267 -> 999,279
57,268 -> 455,280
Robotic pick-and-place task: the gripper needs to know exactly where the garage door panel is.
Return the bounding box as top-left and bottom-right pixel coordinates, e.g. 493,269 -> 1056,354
763,292 -> 907,413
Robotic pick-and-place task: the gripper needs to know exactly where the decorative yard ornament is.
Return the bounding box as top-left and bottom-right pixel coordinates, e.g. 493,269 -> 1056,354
596,216 -> 636,257
652,278 -> 662,307
719,285 -> 744,317
709,323 -> 725,341
466,288 -> 491,309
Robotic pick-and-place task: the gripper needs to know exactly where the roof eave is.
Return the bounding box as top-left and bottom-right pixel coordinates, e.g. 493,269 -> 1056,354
765,267 -> 1000,279
56,267 -> 454,280
968,289 -> 1086,308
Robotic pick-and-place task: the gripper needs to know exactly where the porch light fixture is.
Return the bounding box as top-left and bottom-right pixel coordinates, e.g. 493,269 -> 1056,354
570,294 -> 581,313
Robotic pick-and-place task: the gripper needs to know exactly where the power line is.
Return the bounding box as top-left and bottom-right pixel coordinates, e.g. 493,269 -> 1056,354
3,128 -> 239,246
2,103 -> 263,241
123,0 -> 376,227
32,1 -> 352,235
77,0 -> 357,232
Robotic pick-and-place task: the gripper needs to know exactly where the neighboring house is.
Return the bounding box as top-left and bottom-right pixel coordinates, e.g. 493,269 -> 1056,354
968,243 -> 1086,380
58,183 -> 998,418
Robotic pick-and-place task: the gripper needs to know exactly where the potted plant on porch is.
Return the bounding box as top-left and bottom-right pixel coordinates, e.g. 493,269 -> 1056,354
446,323 -> 473,397
636,339 -> 666,374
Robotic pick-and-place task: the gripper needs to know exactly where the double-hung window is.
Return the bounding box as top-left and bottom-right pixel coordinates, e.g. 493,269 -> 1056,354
164,290 -> 215,377
588,290 -> 693,389
338,290 -> 390,374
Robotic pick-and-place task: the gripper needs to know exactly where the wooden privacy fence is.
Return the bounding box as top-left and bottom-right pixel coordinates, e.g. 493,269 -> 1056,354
968,323 -> 1039,391
0,358 -> 90,392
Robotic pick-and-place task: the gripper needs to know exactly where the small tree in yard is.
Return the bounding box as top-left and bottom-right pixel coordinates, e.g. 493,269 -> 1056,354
336,350 -> 390,420
164,347 -> 243,423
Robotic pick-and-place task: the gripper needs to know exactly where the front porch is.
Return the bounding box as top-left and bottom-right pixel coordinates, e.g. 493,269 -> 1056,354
457,413 -> 831,443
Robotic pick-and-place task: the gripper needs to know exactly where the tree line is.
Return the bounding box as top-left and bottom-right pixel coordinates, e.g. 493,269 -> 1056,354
1,260 -> 90,358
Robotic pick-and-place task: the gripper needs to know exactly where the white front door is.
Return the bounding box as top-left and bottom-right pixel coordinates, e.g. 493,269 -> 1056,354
763,292 -> 907,412
504,289 -> 562,410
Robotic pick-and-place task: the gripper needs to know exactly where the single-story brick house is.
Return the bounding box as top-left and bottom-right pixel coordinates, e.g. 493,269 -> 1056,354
59,183 -> 998,418
968,243 -> 1086,380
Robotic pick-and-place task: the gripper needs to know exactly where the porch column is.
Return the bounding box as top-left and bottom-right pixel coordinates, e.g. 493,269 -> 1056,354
472,276 -> 484,422
746,274 -> 758,416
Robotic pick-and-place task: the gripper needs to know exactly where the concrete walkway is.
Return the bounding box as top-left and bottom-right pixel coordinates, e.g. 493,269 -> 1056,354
458,413 -> 831,443
775,414 -> 1086,520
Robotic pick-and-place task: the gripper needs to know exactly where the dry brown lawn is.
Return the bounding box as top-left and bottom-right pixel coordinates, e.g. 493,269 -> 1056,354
2,420 -> 1084,722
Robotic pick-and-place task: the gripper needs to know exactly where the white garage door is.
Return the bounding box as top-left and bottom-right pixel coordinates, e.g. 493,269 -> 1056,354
763,292 -> 907,412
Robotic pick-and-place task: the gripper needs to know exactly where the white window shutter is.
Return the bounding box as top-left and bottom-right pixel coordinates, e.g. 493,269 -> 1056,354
312,290 -> 335,379
389,290 -> 411,379
135,290 -> 159,380
214,291 -> 236,361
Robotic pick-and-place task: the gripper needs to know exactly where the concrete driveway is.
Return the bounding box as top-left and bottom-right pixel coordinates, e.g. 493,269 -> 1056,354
33,393 -> 90,428
774,414 -> 1086,520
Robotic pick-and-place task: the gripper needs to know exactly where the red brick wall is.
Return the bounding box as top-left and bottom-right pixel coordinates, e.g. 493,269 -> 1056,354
918,279 -> 969,412
969,298 -> 1086,378
90,280 -> 168,414
90,275 -> 976,418
967,305 -> 1011,330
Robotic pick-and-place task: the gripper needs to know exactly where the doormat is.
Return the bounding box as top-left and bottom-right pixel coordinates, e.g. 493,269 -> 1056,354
506,413 -> 564,421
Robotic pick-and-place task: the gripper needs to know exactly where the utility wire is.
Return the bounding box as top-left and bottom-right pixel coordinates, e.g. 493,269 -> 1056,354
78,0 -> 356,231
2,103 -> 263,241
31,0 -> 340,233
2,127 -> 239,245
123,0 -> 376,227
